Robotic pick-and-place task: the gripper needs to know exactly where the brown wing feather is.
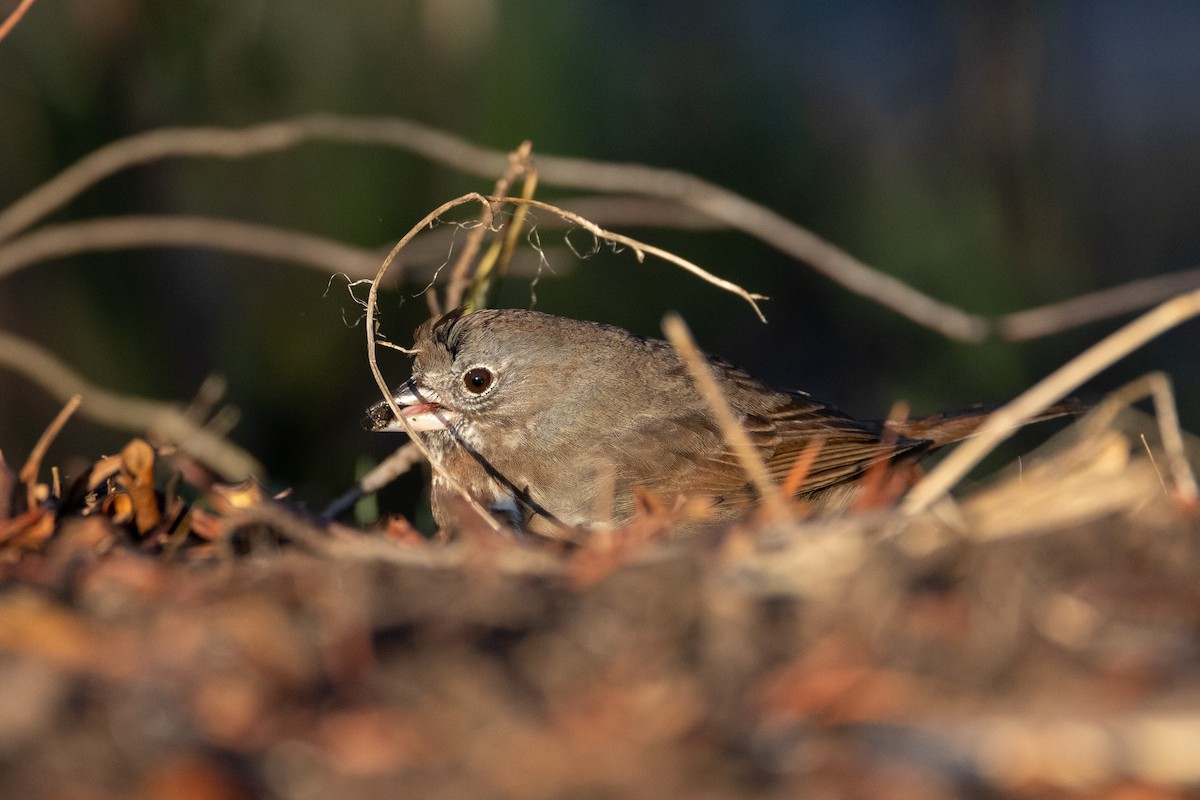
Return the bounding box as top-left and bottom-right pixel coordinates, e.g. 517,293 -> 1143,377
681,393 -> 932,514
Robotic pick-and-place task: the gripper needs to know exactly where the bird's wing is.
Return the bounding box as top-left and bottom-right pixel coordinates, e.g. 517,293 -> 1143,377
682,395 -> 931,512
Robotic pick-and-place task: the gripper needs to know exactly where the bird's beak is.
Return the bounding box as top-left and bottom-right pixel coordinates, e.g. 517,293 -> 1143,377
363,379 -> 456,432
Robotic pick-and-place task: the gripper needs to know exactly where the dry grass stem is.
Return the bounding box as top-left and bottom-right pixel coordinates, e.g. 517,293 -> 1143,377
18,394 -> 80,509
0,0 -> 38,41
0,331 -> 262,479
780,439 -> 824,499
958,429 -> 1155,541
903,287 -> 1200,513
1076,372 -> 1199,504
662,313 -> 791,523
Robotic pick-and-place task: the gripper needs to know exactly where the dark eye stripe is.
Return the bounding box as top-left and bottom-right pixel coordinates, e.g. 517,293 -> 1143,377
463,367 -> 494,394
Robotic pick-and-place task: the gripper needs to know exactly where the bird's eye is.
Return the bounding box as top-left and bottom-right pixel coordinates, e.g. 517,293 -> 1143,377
462,367 -> 494,394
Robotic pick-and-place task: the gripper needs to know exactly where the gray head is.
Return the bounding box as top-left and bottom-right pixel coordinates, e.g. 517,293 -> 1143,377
364,308 -> 686,443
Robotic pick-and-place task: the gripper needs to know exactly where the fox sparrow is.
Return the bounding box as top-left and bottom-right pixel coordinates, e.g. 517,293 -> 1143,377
366,308 -> 1057,536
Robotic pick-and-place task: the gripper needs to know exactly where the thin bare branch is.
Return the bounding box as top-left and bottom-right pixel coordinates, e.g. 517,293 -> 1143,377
0,216 -> 380,281
903,287 -> 1200,513
321,442 -> 426,520
0,331 -> 263,480
662,313 -> 792,523
0,116 -> 509,243
0,115 -> 966,335
5,114 -> 1195,341
999,265 -> 1200,340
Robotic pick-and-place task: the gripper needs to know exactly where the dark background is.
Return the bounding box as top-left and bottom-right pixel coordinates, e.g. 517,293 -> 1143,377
2,1 -> 1198,521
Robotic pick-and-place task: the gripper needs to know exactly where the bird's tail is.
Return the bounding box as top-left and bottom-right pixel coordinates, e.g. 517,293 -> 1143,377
885,400 -> 1084,448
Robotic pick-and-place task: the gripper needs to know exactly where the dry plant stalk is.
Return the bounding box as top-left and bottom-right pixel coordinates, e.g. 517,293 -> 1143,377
17,394 -> 81,509
662,313 -> 792,523
1075,372 -> 1199,503
904,287 -> 1200,512
465,162 -> 540,313
444,140 -> 534,310
118,439 -> 162,535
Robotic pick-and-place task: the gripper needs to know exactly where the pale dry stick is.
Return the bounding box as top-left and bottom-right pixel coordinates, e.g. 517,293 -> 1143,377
321,441 -> 424,519
1073,372 -> 1199,504
903,287 -> 1200,513
0,115 -> 967,336
443,140 -> 533,310
662,313 -> 792,523
999,265 -> 1200,341
182,374 -> 229,423
0,0 -> 39,41
490,195 -> 769,321
18,394 -> 81,509
366,193 -> 504,534
0,331 -> 263,479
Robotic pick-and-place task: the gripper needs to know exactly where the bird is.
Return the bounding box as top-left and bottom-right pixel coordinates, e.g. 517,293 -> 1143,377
365,308 -> 1068,537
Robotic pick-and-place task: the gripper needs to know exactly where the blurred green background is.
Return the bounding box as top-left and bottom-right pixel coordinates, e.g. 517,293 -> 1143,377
1,1 -> 1198,521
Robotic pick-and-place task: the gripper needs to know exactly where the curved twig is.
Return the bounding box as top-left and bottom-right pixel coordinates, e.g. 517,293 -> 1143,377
365,194 -> 505,533
484,195 -> 768,320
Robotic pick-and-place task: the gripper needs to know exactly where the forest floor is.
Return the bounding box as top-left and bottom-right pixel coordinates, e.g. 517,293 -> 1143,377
2,409 -> 1199,800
